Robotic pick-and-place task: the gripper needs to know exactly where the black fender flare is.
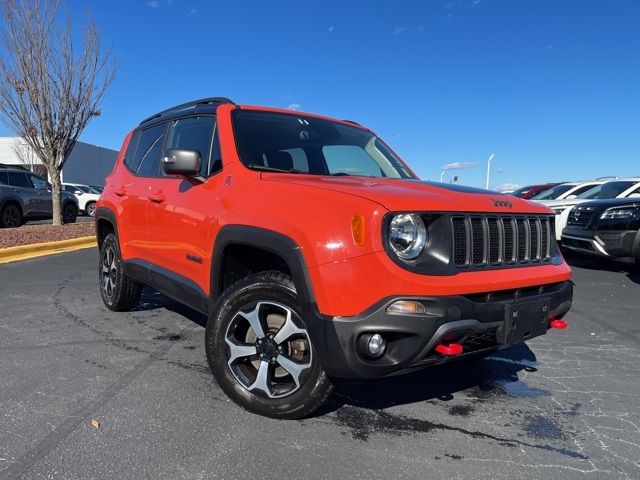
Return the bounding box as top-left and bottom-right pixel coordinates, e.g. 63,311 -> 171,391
0,194 -> 25,215
210,225 -> 317,308
94,206 -> 120,245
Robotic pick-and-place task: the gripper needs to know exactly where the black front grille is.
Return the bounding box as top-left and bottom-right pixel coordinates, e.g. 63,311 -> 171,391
452,215 -> 552,269
566,207 -> 596,227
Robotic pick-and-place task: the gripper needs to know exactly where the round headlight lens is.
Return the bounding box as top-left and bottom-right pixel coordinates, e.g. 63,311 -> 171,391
388,214 -> 427,260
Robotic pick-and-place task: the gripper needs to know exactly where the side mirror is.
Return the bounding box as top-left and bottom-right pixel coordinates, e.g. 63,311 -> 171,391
75,190 -> 83,195
565,194 -> 577,199
162,149 -> 202,180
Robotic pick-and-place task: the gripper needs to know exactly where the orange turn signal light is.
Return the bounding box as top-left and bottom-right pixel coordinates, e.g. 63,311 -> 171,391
351,214 -> 366,246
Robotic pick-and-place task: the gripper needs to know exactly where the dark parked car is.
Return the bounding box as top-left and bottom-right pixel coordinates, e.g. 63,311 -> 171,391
0,167 -> 78,228
561,197 -> 640,265
511,183 -> 561,199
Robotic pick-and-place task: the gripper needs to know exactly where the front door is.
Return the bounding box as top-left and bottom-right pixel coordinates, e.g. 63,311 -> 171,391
7,171 -> 39,217
27,173 -> 52,216
146,115 -> 222,300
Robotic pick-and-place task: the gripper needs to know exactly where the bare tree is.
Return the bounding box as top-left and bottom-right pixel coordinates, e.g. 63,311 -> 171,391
0,0 -> 117,225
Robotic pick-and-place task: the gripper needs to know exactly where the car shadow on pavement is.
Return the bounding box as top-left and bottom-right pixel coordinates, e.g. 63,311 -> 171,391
317,342 -> 541,415
563,250 -> 639,284
133,287 -> 208,327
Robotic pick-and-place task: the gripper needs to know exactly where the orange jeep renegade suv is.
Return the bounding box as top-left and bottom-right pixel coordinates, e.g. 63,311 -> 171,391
96,97 -> 572,418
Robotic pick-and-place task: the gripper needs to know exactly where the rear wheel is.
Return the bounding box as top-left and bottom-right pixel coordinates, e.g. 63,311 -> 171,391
0,204 -> 22,228
62,202 -> 78,224
99,233 -> 142,311
206,271 -> 332,419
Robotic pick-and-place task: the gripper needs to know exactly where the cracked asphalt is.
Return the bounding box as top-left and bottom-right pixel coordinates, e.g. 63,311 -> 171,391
0,249 -> 638,479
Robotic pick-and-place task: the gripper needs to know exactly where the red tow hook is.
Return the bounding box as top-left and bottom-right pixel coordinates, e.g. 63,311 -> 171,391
549,317 -> 568,329
435,343 -> 463,356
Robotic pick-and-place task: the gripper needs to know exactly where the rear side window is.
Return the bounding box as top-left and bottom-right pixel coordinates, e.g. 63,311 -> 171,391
135,123 -> 167,177
124,131 -> 141,171
8,172 -> 32,188
0,171 -> 7,185
165,116 -> 215,177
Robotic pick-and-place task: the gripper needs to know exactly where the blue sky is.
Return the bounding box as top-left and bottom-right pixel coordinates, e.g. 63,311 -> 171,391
1,0 -> 638,190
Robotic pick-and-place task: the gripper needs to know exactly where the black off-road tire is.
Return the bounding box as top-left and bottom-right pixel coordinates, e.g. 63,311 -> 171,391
62,202 -> 78,224
0,203 -> 22,228
99,233 -> 142,311
206,271 -> 333,419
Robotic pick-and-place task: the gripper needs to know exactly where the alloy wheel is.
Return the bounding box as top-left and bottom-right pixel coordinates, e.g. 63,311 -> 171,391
224,301 -> 313,399
3,206 -> 20,227
101,245 -> 117,299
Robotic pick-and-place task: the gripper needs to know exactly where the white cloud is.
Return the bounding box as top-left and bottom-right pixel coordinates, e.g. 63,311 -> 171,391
287,103 -> 301,111
394,26 -> 409,35
546,43 -> 553,50
189,7 -> 197,15
495,183 -> 521,192
145,0 -> 159,7
442,161 -> 478,171
472,0 -> 482,6
328,26 -> 334,33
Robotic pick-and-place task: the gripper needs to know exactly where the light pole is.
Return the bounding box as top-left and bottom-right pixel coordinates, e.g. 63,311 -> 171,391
440,169 -> 446,182
485,153 -> 494,190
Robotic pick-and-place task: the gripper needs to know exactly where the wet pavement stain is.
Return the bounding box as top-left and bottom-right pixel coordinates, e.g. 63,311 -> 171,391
153,334 -> 183,341
524,415 -> 564,439
444,453 -> 464,460
330,405 -> 588,459
448,405 -> 474,417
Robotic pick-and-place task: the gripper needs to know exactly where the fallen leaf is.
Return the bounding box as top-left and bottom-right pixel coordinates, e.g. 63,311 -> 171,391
91,419 -> 101,429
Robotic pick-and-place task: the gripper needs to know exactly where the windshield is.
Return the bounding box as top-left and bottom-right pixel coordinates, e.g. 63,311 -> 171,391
578,181 -> 637,199
232,110 -> 415,179
532,184 -> 575,200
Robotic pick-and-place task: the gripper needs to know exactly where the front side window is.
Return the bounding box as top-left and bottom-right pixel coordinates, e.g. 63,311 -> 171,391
135,123 -> 168,177
166,116 -> 215,177
232,110 -> 415,178
8,172 -> 32,188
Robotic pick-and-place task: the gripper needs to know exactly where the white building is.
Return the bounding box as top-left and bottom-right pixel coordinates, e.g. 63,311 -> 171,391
0,137 -> 118,187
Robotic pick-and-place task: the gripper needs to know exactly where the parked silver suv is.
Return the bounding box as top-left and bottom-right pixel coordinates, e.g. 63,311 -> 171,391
0,166 -> 78,228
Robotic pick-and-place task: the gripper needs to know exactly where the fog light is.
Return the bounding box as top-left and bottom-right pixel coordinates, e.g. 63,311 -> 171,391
386,300 -> 426,315
358,333 -> 387,359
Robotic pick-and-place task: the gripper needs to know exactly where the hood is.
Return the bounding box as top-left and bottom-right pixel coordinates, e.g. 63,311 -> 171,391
261,174 -> 552,214
576,197 -> 640,209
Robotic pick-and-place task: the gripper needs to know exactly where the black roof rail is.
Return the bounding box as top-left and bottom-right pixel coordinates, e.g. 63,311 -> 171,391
342,119 -> 362,126
139,97 -> 235,126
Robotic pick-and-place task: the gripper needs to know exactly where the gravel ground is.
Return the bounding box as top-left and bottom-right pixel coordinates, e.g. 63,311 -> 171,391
0,250 -> 638,480
0,222 -> 95,248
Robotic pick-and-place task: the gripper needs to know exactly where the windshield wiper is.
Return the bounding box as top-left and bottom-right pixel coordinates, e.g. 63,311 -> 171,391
246,164 -> 301,174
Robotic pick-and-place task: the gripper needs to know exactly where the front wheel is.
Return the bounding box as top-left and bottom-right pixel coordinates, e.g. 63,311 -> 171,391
62,202 -> 77,224
206,271 -> 332,419
0,204 -> 22,228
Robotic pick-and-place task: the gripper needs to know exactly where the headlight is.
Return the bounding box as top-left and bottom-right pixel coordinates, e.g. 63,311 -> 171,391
388,214 -> 427,260
599,206 -> 640,220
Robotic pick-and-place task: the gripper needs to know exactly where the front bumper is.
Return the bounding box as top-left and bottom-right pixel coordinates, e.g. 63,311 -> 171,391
308,280 -> 573,379
561,227 -> 637,258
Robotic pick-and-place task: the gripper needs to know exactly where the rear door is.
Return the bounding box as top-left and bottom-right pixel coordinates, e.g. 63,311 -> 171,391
146,115 -> 222,300
116,124 -> 168,262
7,171 -> 38,217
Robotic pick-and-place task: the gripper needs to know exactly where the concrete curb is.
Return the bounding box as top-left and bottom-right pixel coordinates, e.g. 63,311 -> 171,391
0,236 -> 97,265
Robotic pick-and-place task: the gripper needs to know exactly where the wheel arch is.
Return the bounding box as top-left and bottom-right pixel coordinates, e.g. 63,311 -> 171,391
95,206 -> 119,247
211,226 -> 317,309
0,196 -> 24,216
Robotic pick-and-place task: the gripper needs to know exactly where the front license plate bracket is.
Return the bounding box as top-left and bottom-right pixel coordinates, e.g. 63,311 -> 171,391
496,297 -> 551,344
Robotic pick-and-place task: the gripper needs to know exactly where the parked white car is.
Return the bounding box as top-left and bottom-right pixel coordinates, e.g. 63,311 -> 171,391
63,183 -> 101,216
534,178 -> 640,240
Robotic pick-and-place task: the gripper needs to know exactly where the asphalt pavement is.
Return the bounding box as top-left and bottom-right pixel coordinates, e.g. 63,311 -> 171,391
0,249 -> 638,479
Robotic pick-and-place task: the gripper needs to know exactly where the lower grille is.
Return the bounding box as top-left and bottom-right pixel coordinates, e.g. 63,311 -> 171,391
452,215 -> 552,269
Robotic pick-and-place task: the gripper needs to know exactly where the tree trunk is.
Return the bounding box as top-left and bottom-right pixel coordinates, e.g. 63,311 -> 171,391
49,168 -> 63,226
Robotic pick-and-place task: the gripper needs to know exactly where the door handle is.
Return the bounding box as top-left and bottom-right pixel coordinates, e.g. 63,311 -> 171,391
114,186 -> 127,197
148,191 -> 166,204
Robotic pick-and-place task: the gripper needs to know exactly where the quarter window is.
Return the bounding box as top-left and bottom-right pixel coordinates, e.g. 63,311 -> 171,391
124,131 -> 142,172
28,174 -> 48,189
